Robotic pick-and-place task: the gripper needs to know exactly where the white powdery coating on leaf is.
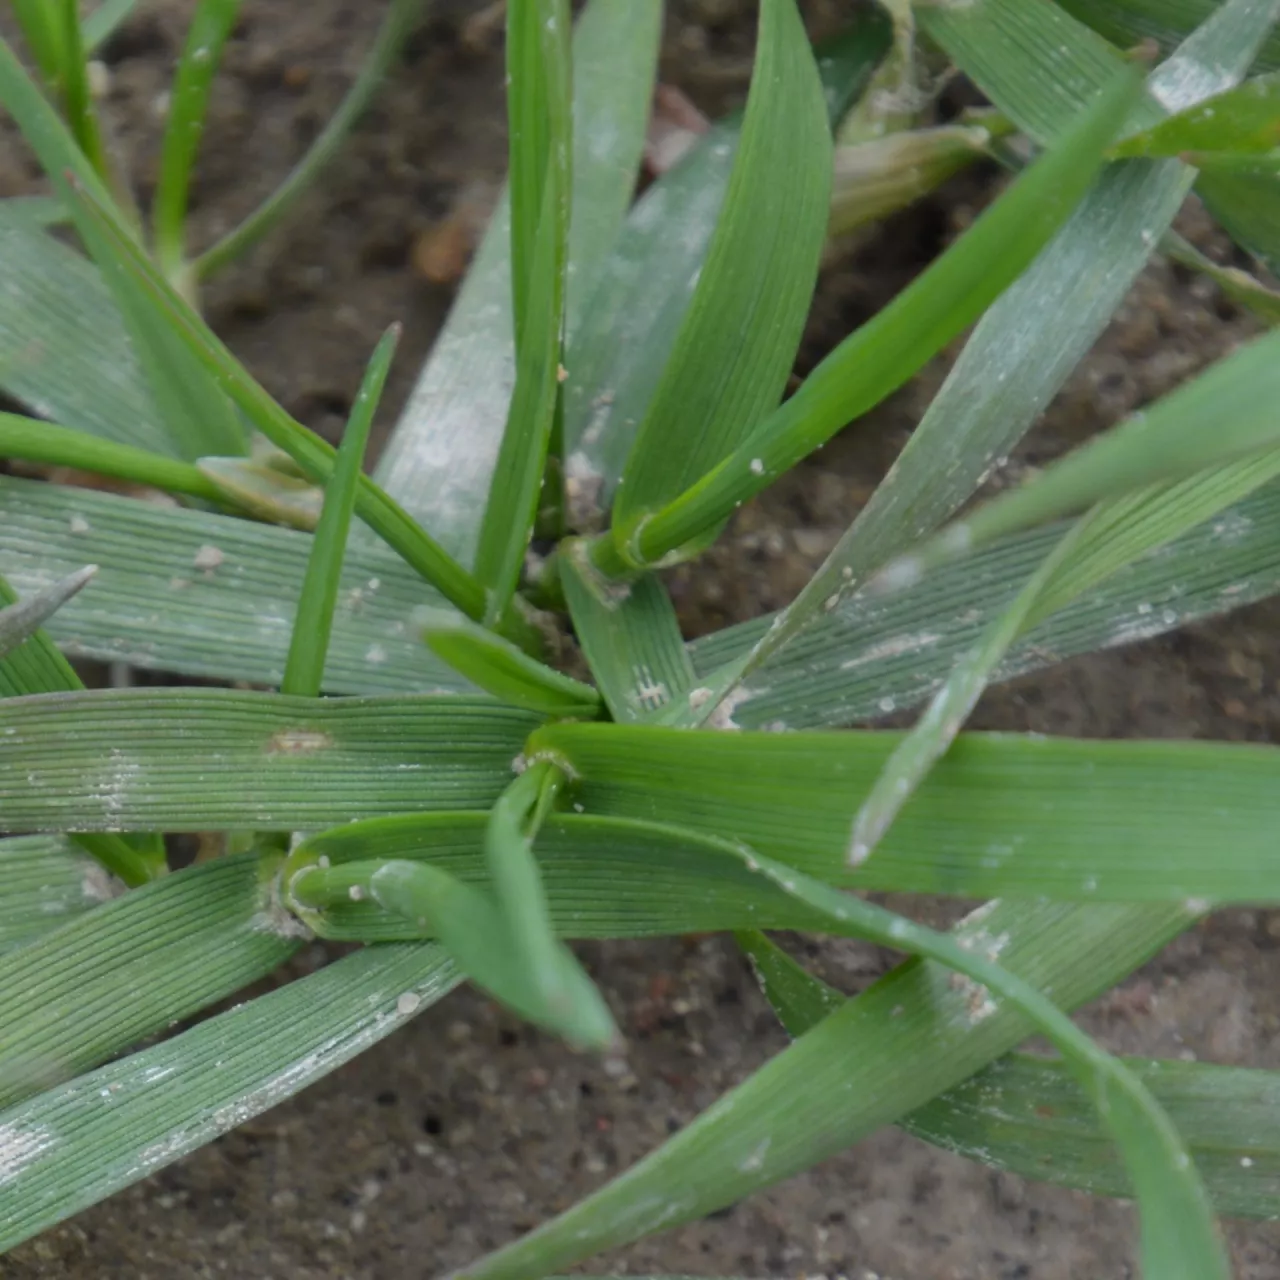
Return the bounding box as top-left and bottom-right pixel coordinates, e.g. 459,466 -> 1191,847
0,1122 -> 54,1188
839,630 -> 942,672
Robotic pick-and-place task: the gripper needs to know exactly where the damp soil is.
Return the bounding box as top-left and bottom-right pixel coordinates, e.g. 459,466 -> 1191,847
5,2 -> 1280,1278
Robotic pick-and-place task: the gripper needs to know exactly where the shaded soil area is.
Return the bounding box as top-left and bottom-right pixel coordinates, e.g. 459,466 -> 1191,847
5,2 -> 1280,1278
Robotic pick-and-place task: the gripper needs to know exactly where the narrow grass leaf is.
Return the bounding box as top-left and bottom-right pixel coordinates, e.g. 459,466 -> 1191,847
62,175 -> 493,626
10,0 -> 66,88
485,763 -> 617,1048
504,0 -> 570,353
53,0 -> 111,183
194,0 -> 423,279
0,414 -> 229,504
0,690 -> 537,831
0,218 -> 170,453
560,540 -> 694,723
151,0 -> 244,278
474,137 -> 569,618
0,942 -> 459,1252
876,326 -> 1280,588
0,836 -> 117,955
530,722 -> 1280,905
849,522 -> 1087,867
562,16 -> 891,507
423,614 -> 600,718
1059,0 -> 1280,71
614,62 -> 1145,571
0,565 -> 99,661
1114,70 -> 1280,155
610,0 -> 831,534
371,0 -> 662,567
0,852 -> 300,1111
282,326 -> 395,697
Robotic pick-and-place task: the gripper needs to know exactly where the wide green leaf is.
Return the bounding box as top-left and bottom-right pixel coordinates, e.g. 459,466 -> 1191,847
0,690 -> 538,831
531,722 -> 1280,903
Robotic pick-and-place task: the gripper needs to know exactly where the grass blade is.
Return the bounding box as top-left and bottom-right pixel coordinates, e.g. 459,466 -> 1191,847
907,1052 -> 1280,1219
53,0 -> 111,184
848,522 -> 1086,866
82,0 -> 140,53
529,721 -> 1280,905
0,565 -> 99,661
1114,69 -> 1280,155
423,615 -> 600,718
610,0 -> 832,531
603,60 -> 1145,574
875,326 -> 1280,588
0,942 -> 458,1251
743,930 -> 1280,1220
152,0 -> 244,281
473,0 -> 571,619
560,540 -> 694,723
282,325 -> 396,697
0,690 -> 537,831
371,0 -> 662,568
917,0 -> 1148,146
0,413 -> 229,504
561,16 -> 891,507
1164,226 -> 1280,322
0,852 -> 300,1110
194,0 -> 421,279
483,763 -> 618,1048
0,31 -> 245,460
1060,0 -> 1280,70
1197,150 -> 1280,273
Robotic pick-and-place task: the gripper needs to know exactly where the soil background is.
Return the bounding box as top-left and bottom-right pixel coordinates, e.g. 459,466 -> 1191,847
5,2 -> 1280,1278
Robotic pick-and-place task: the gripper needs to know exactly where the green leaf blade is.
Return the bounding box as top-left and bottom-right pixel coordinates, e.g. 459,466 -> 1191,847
610,0 -> 833,530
